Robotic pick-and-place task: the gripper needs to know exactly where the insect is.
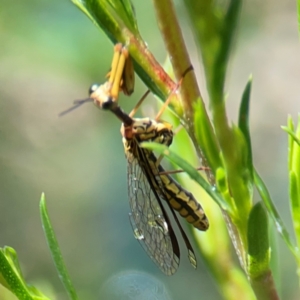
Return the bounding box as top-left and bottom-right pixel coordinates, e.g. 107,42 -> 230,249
91,92 -> 209,275
64,44 -> 209,274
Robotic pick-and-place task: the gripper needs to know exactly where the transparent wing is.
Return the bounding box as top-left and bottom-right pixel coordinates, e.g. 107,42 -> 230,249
146,152 -> 198,269
127,148 -> 180,276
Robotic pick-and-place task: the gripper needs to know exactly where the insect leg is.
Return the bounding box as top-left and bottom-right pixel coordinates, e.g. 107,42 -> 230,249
129,90 -> 151,117
155,65 -> 194,121
108,43 -> 122,85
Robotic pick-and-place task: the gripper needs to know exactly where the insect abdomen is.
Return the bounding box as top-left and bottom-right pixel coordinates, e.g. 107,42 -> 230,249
159,174 -> 209,231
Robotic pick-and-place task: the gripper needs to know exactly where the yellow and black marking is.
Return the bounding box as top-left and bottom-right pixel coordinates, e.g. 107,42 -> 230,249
125,118 -> 209,232
121,118 -> 209,274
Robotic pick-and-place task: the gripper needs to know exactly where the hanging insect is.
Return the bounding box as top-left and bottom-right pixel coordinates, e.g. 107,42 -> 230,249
63,44 -> 209,275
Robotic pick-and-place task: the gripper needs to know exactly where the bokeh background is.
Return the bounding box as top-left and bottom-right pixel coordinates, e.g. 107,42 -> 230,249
1,0 -> 299,299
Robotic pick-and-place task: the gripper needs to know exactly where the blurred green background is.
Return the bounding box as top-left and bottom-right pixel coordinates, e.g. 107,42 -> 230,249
0,0 -> 299,299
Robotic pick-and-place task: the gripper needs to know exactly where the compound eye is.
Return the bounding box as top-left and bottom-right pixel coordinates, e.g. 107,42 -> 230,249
89,83 -> 100,95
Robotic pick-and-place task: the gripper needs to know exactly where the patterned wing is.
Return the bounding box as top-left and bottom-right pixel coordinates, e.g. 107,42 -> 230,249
145,152 -> 198,270
126,148 -> 180,275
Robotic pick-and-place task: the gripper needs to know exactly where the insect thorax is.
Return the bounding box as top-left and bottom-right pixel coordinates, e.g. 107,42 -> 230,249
122,117 -> 173,150
90,82 -> 115,109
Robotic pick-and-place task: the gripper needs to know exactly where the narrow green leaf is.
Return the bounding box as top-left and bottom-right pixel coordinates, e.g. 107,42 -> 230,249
194,101 -> 221,173
71,0 -> 140,39
286,115 -> 300,275
282,116 -> 295,171
141,142 -> 230,212
290,171 -> 300,247
184,2 -> 245,216
215,167 -> 237,212
119,0 -> 139,34
40,194 -> 79,300
212,0 -> 241,97
253,170 -> 299,260
291,117 -> 300,185
247,203 -> 280,299
238,75 -> 253,179
281,115 -> 300,278
268,221 -> 280,294
281,126 -> 300,147
183,0 -> 241,103
288,117 -> 300,247
0,247 -> 50,300
247,202 -> 270,278
229,125 -> 253,215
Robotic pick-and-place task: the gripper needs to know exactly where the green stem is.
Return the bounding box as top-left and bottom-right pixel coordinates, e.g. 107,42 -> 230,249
152,0 -> 203,119
152,1 -> 255,298
250,271 -> 280,300
152,0 -> 218,185
254,170 -> 299,260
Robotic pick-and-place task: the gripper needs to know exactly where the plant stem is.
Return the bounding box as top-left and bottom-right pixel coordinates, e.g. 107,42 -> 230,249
152,0 -> 217,185
152,0 -> 203,119
250,271 -> 280,300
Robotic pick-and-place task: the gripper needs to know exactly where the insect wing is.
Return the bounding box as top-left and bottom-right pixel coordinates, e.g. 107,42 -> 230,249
127,150 -> 180,275
146,152 -> 198,269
